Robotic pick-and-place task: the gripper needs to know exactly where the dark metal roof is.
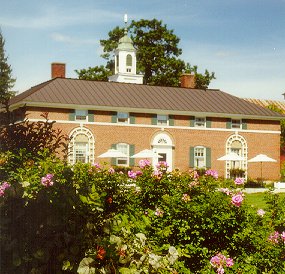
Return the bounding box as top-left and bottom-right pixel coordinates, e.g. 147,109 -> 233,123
9,78 -> 284,119
244,98 -> 285,112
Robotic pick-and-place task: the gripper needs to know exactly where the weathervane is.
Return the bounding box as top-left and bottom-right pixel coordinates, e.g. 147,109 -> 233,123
124,14 -> 128,34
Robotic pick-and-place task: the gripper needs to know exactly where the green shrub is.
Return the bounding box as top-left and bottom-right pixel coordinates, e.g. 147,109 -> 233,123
244,178 -> 265,188
1,157 -> 285,273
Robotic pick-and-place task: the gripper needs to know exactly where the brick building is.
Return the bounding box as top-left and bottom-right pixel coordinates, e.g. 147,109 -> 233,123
5,27 -> 284,181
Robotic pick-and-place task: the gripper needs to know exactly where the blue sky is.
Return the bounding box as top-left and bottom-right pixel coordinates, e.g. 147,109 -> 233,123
1,0 -> 285,100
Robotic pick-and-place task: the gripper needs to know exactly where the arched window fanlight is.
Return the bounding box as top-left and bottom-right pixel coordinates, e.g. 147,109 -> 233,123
68,127 -> 95,165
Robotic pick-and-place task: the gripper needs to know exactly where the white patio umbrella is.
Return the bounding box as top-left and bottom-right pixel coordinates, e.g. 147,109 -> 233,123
98,149 -> 128,158
217,152 -> 244,161
217,152 -> 243,168
131,149 -> 162,159
248,154 -> 277,181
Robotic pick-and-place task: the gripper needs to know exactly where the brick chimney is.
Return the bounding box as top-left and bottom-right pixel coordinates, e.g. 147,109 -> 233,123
51,63 -> 66,78
180,73 -> 195,88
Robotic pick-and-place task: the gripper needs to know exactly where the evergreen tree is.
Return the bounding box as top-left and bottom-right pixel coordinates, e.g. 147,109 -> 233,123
0,29 -> 16,110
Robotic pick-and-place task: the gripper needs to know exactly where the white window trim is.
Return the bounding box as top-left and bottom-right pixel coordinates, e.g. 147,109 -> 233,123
68,127 -> 95,165
194,146 -> 206,168
225,134 -> 248,179
231,119 -> 242,129
74,142 -> 89,163
117,112 -> 129,124
157,114 -> 169,126
116,143 -> 129,166
195,117 -> 206,128
75,110 -> 88,122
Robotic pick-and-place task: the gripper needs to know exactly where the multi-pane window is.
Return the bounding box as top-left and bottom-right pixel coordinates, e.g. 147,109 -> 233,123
231,119 -> 241,129
194,146 -> 206,168
230,140 -> 242,169
75,142 -> 89,163
117,112 -> 129,123
116,143 -> 129,166
157,115 -> 168,126
75,110 -> 88,121
68,128 -> 95,165
195,117 -> 206,127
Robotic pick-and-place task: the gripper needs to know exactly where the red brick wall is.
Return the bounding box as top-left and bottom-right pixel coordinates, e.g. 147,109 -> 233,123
22,107 -> 281,180
95,110 -> 113,123
135,113 -> 153,125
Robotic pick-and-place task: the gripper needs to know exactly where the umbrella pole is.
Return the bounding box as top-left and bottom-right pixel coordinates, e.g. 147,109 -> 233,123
261,162 -> 263,182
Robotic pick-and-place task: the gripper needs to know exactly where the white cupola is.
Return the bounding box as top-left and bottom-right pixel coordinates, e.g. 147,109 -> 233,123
108,14 -> 144,84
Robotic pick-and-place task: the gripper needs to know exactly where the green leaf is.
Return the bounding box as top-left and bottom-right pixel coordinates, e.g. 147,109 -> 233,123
62,260 -> 73,271
119,267 -> 136,274
79,195 -> 88,203
77,257 -> 96,274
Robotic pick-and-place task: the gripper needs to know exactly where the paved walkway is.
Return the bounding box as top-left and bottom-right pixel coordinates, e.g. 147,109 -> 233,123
244,188 -> 285,193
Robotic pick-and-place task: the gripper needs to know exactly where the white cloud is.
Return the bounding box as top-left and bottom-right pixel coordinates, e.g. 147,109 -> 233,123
0,7 -> 121,29
215,51 -> 236,58
50,32 -> 98,45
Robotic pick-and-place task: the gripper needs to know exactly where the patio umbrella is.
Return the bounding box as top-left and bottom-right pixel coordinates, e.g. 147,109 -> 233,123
217,152 -> 244,161
217,152 -> 243,168
248,154 -> 277,181
131,149 -> 162,159
98,149 -> 128,158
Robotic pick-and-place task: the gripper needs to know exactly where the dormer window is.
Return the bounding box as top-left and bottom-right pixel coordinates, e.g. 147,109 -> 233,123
75,110 -> 88,121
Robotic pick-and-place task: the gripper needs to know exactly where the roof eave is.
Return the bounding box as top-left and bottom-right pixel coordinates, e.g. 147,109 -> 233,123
9,101 -> 284,121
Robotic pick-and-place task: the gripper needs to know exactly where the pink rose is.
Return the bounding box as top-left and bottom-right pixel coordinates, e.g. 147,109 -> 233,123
139,159 -> 151,169
41,174 -> 54,187
231,194 -> 243,207
128,170 -> 137,179
234,177 -> 244,185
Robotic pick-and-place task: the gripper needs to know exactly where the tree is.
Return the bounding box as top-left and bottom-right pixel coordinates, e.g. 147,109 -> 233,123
0,112 -> 68,158
76,19 -> 215,88
267,104 -> 285,148
184,63 -> 216,90
75,65 -> 111,81
128,19 -> 185,86
0,29 -> 16,110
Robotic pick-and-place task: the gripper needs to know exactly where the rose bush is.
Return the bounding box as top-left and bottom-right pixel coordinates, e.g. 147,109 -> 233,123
1,151 -> 285,273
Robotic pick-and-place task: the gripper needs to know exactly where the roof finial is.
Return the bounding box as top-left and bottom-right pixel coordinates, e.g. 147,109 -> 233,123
124,14 -> 128,35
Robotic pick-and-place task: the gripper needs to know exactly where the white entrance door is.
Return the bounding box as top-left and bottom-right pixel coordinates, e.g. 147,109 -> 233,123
151,132 -> 173,171
153,146 -> 173,171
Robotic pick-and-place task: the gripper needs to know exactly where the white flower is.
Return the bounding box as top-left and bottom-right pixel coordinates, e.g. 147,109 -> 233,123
257,209 -> 266,217
136,233 -> 147,246
110,235 -> 122,246
149,253 -> 162,269
167,246 -> 179,264
22,181 -> 30,187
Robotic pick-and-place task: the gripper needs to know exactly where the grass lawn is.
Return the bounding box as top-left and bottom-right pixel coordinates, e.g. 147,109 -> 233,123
245,192 -> 285,209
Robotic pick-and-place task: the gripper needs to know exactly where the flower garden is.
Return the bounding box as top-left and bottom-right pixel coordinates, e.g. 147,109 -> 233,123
1,148 -> 285,274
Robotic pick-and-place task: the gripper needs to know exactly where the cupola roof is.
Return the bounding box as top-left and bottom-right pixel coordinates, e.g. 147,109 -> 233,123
117,32 -> 135,51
